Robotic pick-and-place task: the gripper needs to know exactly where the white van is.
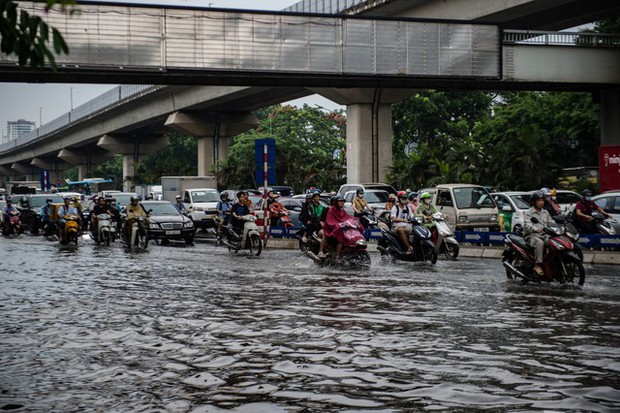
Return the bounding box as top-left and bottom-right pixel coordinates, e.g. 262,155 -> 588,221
183,188 -> 220,229
432,184 -> 500,232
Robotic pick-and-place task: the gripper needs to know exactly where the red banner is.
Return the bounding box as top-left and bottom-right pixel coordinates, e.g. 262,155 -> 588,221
599,145 -> 620,192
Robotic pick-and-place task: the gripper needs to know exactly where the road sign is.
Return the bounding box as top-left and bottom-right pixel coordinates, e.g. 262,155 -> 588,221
255,139 -> 276,185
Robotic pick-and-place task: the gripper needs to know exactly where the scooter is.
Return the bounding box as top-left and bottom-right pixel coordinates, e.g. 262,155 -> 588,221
42,220 -> 58,241
502,217 -> 585,285
18,207 -> 41,235
590,211 -> 616,235
433,211 -> 459,260
2,210 -> 22,237
92,213 -> 116,246
124,216 -> 149,250
306,218 -> 371,269
377,217 -> 437,264
269,203 -> 294,228
551,214 -> 583,262
59,214 -> 80,246
223,214 -> 262,256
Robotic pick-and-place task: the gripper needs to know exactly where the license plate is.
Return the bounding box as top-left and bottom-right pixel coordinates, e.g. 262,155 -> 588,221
165,230 -> 181,235
474,227 -> 489,232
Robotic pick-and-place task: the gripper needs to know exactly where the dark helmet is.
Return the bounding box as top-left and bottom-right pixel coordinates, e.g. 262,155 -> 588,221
220,193 -> 229,200
530,191 -> 544,204
97,196 -> 105,202
582,189 -> 593,198
356,189 -> 364,195
130,195 -> 139,202
334,195 -> 345,203
305,192 -> 314,200
408,192 -> 417,200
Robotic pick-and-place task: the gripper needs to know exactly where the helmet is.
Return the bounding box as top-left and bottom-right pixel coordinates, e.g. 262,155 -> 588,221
97,196 -> 105,202
420,192 -> 432,200
550,189 -> 557,197
356,189 -> 364,195
220,193 -> 228,200
582,189 -> 593,198
530,191 -> 544,203
130,195 -> 139,202
540,187 -> 551,196
397,191 -> 407,199
176,195 -> 182,199
388,193 -> 397,201
305,192 -> 314,200
334,195 -> 345,203
408,192 -> 417,200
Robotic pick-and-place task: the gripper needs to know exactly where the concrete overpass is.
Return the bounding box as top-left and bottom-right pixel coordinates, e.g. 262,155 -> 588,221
0,1 -> 618,188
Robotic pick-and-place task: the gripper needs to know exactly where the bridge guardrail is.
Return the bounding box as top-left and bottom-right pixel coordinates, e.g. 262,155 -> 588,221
503,30 -> 620,47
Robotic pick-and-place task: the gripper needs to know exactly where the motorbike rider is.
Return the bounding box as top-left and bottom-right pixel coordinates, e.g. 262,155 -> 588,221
105,196 -> 121,230
57,196 -> 79,232
90,196 -> 109,233
216,192 -> 233,242
524,191 -> 553,277
352,189 -> 373,227
574,189 -> 610,233
408,191 -> 419,210
385,193 -> 397,212
231,191 -> 252,236
317,195 -> 353,259
390,191 -> 414,254
300,191 -> 326,243
2,198 -> 18,224
40,198 -> 54,234
541,187 -> 561,216
173,195 -> 188,214
415,192 -> 439,243
123,195 -> 149,242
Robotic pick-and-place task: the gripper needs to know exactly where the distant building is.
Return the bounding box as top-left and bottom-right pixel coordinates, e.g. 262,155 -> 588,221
4,119 -> 36,144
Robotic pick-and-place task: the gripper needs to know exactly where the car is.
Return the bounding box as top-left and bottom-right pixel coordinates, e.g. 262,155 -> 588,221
182,188 -> 220,229
11,193 -> 65,209
337,183 -> 397,197
142,200 -> 195,245
57,191 -> 85,202
254,197 -> 330,227
112,192 -> 140,210
528,189 -> 581,213
491,192 -> 531,233
592,190 -> 620,233
431,184 -> 500,232
343,189 -> 390,220
257,186 -> 295,197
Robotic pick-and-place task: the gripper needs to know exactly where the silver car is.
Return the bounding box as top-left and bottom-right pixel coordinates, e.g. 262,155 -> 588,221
491,192 -> 531,233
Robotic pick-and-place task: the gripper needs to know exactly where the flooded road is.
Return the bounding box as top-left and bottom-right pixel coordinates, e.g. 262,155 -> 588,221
1,235 -> 619,412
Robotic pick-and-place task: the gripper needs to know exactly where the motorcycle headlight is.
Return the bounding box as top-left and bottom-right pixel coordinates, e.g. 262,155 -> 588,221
550,239 -> 566,250
490,214 -> 498,222
356,239 -> 367,246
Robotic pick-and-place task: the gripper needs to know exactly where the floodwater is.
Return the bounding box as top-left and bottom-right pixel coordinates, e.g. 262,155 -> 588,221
1,235 -> 619,412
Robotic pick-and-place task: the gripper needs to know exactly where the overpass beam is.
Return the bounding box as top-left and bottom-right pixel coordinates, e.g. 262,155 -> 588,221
31,158 -> 70,189
11,162 -> 37,181
98,134 -> 169,192
313,88 -> 414,183
165,111 -> 259,177
58,148 -> 115,182
599,88 -> 620,192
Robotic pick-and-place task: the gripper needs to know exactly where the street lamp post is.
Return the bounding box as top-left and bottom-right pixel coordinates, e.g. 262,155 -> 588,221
70,87 -> 74,110
39,107 -> 43,128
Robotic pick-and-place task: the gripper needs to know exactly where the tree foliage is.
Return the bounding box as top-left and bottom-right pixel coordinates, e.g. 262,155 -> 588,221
216,105 -> 346,192
0,0 -> 71,68
137,133 -> 197,184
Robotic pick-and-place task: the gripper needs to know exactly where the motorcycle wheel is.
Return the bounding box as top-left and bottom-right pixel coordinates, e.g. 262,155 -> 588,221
249,234 -> 262,256
298,237 -> 308,253
442,242 -> 459,260
503,253 -> 515,280
573,246 -> 584,263
358,251 -> 371,268
139,232 -> 149,250
423,245 -> 438,264
557,260 -> 586,286
104,232 -> 110,246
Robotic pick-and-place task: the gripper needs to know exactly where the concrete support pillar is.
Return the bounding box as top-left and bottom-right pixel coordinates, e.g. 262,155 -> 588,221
165,111 -> 259,179
97,134 -> 169,192
11,162 -> 36,181
312,88 -> 415,183
58,147 -> 115,182
31,157 -> 69,188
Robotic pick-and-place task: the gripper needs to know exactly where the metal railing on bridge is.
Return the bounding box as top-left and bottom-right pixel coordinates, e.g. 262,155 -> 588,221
283,0 -> 384,14
503,30 -> 620,47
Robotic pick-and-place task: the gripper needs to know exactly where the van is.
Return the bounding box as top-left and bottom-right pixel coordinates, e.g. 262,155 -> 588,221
183,188 -> 220,229
432,184 -> 500,232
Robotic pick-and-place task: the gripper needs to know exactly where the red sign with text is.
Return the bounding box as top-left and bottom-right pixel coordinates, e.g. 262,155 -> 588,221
599,145 -> 620,192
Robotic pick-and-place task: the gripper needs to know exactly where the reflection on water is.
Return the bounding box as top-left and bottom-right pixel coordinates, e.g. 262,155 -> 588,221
1,236 -> 619,412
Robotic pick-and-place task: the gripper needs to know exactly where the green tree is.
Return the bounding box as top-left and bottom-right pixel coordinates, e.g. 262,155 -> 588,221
217,105 -> 346,192
0,0 -> 72,68
137,133 -> 198,184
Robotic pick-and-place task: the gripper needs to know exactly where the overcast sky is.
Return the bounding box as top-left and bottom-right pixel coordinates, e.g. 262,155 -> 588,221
0,0 -> 342,139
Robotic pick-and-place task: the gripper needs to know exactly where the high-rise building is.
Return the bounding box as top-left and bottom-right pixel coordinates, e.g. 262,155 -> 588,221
4,119 -> 36,144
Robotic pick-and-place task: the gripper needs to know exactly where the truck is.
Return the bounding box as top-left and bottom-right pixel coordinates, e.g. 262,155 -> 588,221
135,184 -> 163,200
161,176 -> 219,229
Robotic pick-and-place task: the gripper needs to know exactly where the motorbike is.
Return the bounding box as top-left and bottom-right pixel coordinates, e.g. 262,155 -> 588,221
551,214 -> 583,262
377,217 -> 437,264
92,213 -> 116,246
306,218 -> 371,269
18,207 -> 41,235
42,220 -> 58,241
589,211 -> 616,235
502,217 -> 585,286
2,210 -> 23,237
59,214 -> 80,246
124,216 -> 149,250
432,211 -> 460,260
269,203 -> 294,228
222,214 -> 262,256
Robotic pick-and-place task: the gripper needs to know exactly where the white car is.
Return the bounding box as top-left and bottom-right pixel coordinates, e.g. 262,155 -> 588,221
491,192 -> 531,233
593,190 -> 620,233
183,188 -> 220,229
343,190 -> 390,220
528,189 -> 581,213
